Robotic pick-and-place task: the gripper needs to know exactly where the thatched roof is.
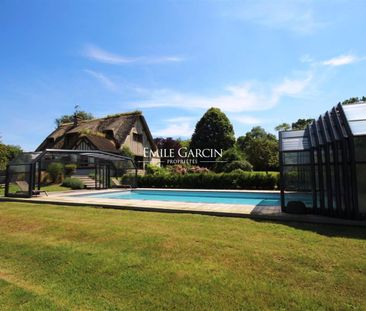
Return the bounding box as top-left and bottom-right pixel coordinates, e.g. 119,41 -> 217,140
36,112 -> 156,153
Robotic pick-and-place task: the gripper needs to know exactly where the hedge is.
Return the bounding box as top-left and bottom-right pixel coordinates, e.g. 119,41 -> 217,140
131,171 -> 279,190
62,177 -> 85,190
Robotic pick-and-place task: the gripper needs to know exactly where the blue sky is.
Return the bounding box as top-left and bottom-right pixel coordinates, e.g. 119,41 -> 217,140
1,0 -> 366,151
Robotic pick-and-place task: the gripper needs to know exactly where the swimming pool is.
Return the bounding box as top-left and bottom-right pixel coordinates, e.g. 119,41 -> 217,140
76,190 -> 281,206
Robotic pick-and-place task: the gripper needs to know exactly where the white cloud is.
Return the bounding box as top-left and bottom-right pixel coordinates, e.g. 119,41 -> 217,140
321,54 -> 359,66
84,69 -> 117,90
129,73 -> 312,113
223,0 -> 324,34
300,54 -> 314,63
83,44 -> 184,65
300,53 -> 366,68
231,115 -> 263,125
153,117 -> 195,137
272,74 -> 313,99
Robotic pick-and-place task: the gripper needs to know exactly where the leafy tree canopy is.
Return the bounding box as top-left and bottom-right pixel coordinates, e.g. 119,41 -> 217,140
275,123 -> 291,132
0,145 -> 6,170
237,126 -> 276,148
214,147 -> 252,173
213,147 -> 246,172
190,107 -> 235,167
120,145 -> 134,158
178,139 -> 190,149
341,96 -> 366,105
291,119 -> 315,130
237,126 -> 278,172
0,143 -> 23,170
275,119 -> 314,132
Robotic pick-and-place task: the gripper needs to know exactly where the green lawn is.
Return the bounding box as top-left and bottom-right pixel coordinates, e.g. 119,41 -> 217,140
0,202 -> 365,311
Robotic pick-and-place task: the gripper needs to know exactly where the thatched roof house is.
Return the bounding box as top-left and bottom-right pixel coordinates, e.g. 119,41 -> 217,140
36,111 -> 160,169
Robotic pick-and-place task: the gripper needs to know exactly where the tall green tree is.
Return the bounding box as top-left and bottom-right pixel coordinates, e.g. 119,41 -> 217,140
275,119 -> 314,131
275,123 -> 291,132
291,119 -> 314,130
237,126 -> 278,172
0,142 -> 23,170
0,144 -> 6,171
190,107 -> 235,167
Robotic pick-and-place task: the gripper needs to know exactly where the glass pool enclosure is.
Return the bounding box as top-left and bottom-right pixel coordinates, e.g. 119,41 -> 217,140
279,102 -> 366,220
4,149 -> 136,198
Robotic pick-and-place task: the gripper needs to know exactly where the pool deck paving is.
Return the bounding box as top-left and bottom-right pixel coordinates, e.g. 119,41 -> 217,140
1,188 -> 365,227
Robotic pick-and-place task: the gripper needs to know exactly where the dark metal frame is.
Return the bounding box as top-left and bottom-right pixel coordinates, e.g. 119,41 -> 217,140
5,149 -> 137,198
279,129 -> 312,212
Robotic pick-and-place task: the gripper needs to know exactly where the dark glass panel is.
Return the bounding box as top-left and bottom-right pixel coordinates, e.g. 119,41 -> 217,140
354,137 -> 366,162
314,165 -> 319,191
9,152 -> 41,165
338,168 -> 345,212
330,165 -> 337,212
283,165 -> 312,191
329,145 -> 334,163
7,164 -> 31,197
322,165 -> 328,209
281,137 -> 310,151
321,148 -> 326,164
283,151 -> 310,165
356,164 -> 366,216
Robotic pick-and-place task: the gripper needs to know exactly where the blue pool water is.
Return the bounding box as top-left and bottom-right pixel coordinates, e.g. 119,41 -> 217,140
76,190 -> 281,206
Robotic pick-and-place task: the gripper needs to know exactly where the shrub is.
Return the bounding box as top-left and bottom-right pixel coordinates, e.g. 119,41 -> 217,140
120,145 -> 134,158
47,162 -> 64,183
62,177 -> 85,189
145,164 -> 167,175
214,147 -> 247,172
223,160 -> 253,173
64,164 -> 77,176
136,171 -> 279,190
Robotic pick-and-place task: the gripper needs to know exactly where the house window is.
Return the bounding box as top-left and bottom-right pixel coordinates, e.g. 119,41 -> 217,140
133,133 -> 143,143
